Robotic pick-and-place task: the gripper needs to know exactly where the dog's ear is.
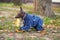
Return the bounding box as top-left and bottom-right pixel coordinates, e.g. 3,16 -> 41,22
20,7 -> 23,12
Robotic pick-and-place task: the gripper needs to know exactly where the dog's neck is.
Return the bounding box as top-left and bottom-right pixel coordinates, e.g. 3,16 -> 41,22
22,12 -> 26,20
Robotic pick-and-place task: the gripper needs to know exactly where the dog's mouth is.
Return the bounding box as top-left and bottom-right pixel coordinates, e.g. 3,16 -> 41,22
15,15 -> 21,18
15,14 -> 24,18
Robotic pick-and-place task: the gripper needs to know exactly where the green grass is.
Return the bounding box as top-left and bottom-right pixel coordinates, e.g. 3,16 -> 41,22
44,17 -> 60,26
22,4 -> 33,10
0,2 -> 60,13
53,36 -> 60,40
0,2 -> 33,11
0,2 -> 33,13
0,2 -> 20,8
7,37 -> 14,40
0,7 -> 19,12
0,2 -> 14,7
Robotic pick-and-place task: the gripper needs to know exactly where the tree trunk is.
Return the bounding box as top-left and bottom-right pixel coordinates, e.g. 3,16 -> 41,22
45,0 -> 55,17
34,0 -> 55,18
25,0 -> 28,3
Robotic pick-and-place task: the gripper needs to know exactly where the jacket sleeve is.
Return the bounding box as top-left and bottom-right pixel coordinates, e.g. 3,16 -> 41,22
20,19 -> 33,31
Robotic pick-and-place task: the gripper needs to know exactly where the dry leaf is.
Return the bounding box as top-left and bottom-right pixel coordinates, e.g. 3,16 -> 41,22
13,19 -> 20,27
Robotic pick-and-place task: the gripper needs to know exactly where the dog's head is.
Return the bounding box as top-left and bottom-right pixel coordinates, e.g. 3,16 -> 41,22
15,7 -> 25,18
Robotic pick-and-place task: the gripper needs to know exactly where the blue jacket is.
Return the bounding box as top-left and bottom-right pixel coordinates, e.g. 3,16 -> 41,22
20,13 -> 43,31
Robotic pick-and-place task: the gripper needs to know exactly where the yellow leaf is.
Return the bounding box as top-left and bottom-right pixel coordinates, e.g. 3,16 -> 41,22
13,19 -> 20,27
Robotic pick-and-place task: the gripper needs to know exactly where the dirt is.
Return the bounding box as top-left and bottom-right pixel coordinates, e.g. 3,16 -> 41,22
0,32 -> 60,40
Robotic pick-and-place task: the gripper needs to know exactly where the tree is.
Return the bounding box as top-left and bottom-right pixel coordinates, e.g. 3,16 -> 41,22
34,0 -> 55,18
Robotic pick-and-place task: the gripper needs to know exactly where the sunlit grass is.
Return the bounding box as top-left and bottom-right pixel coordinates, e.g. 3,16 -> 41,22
0,2 -> 14,7
0,7 -> 19,12
22,4 -> 33,10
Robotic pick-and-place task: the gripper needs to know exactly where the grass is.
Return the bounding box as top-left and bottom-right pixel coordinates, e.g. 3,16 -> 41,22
53,36 -> 60,40
0,2 -> 33,8
0,2 -> 33,13
0,7 -> 19,12
0,2 -> 60,13
0,2 -> 33,11
7,37 -> 14,40
0,2 -> 14,7
44,17 -> 60,26
22,4 -> 33,10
